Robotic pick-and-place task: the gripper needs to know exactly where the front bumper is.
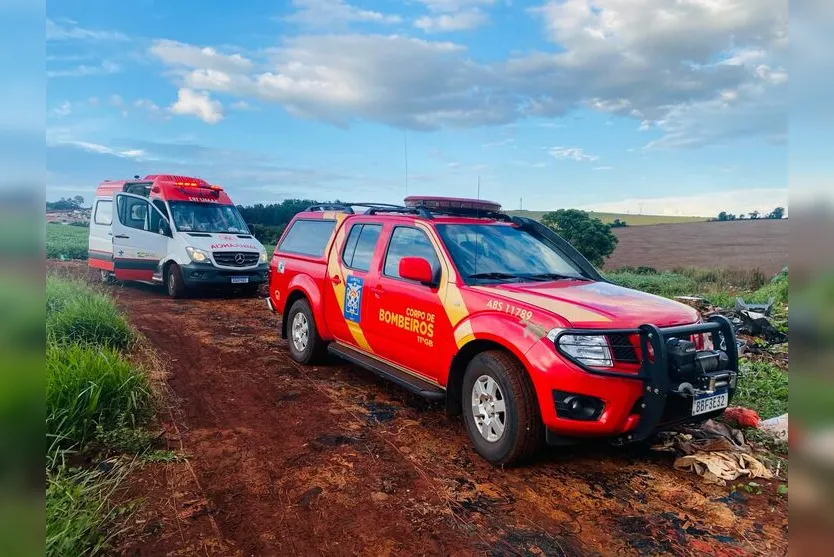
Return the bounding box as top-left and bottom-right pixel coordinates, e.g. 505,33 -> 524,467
181,262 -> 269,287
526,315 -> 739,444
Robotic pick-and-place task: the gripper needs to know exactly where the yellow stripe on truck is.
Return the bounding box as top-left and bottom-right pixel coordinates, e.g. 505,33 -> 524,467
326,222 -> 374,353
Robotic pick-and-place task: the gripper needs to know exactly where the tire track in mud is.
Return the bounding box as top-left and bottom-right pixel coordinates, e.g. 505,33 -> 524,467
49,261 -> 788,556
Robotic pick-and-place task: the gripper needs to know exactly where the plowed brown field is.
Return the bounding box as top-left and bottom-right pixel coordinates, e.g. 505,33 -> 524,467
605,220 -> 788,274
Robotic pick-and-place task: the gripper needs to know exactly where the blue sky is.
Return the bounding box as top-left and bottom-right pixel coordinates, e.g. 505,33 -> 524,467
43,0 -> 790,216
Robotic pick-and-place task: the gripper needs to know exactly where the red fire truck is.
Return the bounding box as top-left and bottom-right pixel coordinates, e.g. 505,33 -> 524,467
266,197 -> 738,465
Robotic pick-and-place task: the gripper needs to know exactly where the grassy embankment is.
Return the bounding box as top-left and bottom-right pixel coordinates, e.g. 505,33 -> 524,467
46,223 -> 89,260
46,275 -> 163,556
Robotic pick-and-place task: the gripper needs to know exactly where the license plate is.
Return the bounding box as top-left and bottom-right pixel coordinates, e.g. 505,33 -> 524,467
692,390 -> 729,416
231,276 -> 249,284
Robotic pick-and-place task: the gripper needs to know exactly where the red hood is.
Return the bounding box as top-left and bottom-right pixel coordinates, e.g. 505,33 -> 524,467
473,280 -> 699,328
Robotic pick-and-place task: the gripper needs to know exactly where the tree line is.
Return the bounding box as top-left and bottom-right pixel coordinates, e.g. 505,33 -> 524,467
716,207 -> 785,221
46,196 -> 86,211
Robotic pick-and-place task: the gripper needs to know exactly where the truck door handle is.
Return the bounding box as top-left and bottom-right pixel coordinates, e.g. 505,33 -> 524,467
114,234 -> 130,239
371,285 -> 384,297
330,275 -> 342,285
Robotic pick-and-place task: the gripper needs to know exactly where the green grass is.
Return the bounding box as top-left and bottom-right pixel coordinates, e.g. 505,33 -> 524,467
46,223 -> 89,260
508,210 -> 708,226
732,360 -> 788,419
47,275 -> 133,350
46,275 -> 155,555
46,458 -> 130,557
47,344 -> 151,450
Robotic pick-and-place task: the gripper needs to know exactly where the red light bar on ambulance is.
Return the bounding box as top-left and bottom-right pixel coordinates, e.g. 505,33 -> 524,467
404,196 -> 502,213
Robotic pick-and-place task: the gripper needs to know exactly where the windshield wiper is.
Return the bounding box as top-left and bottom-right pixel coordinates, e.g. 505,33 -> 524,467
519,273 -> 590,282
466,272 -> 522,282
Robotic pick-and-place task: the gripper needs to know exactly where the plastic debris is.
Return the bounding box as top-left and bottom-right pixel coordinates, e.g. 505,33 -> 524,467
736,310 -> 787,343
760,413 -> 788,441
734,297 -> 775,316
674,452 -> 773,485
723,406 -> 761,429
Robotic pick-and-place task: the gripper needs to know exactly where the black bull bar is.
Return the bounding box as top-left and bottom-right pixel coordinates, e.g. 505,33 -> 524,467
552,314 -> 739,443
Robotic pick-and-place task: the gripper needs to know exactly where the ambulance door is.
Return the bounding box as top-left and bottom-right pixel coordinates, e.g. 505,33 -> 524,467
112,193 -> 171,281
367,225 -> 451,383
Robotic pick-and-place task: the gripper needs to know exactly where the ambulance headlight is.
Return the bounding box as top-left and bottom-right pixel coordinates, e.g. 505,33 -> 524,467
259,249 -> 268,263
548,329 -> 613,368
186,246 -> 210,263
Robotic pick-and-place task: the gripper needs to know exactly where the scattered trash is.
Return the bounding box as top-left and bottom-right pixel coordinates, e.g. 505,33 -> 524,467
736,310 -> 787,343
653,419 -> 773,485
674,452 -> 772,486
723,406 -> 761,429
361,401 -> 397,423
760,414 -> 788,441
734,297 -> 775,316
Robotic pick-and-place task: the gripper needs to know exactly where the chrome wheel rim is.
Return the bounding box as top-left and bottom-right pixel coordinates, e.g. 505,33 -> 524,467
291,312 -> 309,353
471,374 -> 506,442
168,272 -> 176,295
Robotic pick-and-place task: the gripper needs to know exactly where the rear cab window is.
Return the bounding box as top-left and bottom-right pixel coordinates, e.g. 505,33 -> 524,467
277,219 -> 337,258
342,223 -> 383,271
94,200 -> 112,225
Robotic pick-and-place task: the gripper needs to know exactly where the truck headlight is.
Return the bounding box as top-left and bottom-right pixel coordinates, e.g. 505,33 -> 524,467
549,329 -> 613,368
259,249 -> 268,263
186,246 -> 210,263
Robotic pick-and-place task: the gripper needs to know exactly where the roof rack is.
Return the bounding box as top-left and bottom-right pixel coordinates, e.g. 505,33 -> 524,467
305,202 -> 433,219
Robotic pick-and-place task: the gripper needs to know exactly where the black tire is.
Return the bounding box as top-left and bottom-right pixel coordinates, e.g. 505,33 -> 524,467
286,298 -> 325,364
99,269 -> 114,284
166,263 -> 186,298
461,350 -> 543,466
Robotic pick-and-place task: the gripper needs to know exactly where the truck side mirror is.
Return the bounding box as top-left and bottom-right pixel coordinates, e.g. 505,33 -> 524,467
399,257 -> 437,287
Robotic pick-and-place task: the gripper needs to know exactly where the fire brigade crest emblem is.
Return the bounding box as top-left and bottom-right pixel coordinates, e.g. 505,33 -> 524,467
344,275 -> 364,323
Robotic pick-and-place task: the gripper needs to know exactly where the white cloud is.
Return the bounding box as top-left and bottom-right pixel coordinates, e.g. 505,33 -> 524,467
594,166 -> 612,171
46,61 -> 120,78
46,18 -> 128,41
230,100 -> 257,111
415,10 -> 489,32
169,88 -> 224,124
580,188 -> 789,218
49,102 -> 72,117
549,146 -> 598,162
482,137 -> 514,148
285,0 -> 401,27
145,0 -> 787,146
150,40 -> 252,72
47,137 -> 146,159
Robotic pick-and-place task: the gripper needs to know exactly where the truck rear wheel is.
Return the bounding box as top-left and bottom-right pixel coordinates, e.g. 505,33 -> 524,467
166,263 -> 186,298
461,350 -> 543,466
286,298 -> 325,364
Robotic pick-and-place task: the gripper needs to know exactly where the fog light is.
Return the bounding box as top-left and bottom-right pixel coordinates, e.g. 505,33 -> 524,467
553,390 -> 604,421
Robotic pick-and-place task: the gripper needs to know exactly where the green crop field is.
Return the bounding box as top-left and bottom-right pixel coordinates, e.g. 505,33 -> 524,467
507,210 -> 708,226
46,224 -> 88,260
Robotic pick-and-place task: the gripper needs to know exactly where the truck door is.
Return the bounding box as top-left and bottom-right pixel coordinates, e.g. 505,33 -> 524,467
325,220 -> 385,350
112,193 -> 170,281
364,225 -> 452,383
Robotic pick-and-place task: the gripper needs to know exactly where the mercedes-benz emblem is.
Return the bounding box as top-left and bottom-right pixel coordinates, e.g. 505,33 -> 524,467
234,253 -> 245,265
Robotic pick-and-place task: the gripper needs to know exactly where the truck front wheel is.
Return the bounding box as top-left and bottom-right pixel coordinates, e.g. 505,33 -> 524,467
286,298 -> 325,364
461,351 -> 543,466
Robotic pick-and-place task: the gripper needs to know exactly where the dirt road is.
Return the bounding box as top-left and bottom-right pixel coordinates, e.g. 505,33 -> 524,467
50,262 -> 788,556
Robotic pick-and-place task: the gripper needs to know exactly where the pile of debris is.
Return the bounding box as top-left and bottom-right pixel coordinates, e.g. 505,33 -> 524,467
652,420 -> 774,485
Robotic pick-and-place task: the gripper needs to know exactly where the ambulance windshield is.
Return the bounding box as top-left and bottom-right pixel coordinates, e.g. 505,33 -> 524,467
168,201 -> 249,234
436,224 -> 584,283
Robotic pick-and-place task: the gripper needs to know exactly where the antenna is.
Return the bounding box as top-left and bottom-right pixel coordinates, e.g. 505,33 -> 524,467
403,129 -> 409,196
477,175 -> 481,200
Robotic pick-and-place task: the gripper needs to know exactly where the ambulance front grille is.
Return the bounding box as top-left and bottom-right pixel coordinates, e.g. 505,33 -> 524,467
213,251 -> 259,267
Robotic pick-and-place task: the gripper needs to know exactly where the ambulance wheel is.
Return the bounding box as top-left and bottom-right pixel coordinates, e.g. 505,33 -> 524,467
462,350 -> 543,466
286,298 -> 324,364
166,263 -> 186,298
99,269 -> 114,284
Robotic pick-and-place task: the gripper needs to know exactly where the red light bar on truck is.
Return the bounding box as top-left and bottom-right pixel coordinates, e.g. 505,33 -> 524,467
404,196 -> 502,213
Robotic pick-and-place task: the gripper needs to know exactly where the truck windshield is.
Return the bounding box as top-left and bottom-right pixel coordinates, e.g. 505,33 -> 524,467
168,201 -> 249,234
435,223 -> 585,283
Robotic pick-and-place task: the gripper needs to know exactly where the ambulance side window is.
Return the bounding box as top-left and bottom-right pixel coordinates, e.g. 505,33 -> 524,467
383,227 -> 440,280
342,224 -> 382,272
94,200 -> 112,225
117,196 -> 162,233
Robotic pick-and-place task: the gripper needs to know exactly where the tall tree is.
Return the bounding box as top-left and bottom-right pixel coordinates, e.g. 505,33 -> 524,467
541,209 -> 618,267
